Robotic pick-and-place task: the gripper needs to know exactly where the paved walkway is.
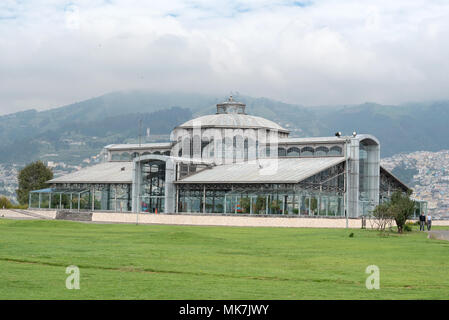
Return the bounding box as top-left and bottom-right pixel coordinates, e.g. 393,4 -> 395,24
428,230 -> 449,241
0,210 -> 37,220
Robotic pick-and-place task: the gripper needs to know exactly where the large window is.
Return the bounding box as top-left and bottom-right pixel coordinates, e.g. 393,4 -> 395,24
301,147 -> 314,156
278,148 -> 286,157
287,147 -> 300,157
315,146 -> 329,156
329,146 -> 342,156
140,160 -> 166,213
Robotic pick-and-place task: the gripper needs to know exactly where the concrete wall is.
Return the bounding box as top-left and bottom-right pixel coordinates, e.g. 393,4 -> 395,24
92,212 -> 365,228
12,208 -> 449,229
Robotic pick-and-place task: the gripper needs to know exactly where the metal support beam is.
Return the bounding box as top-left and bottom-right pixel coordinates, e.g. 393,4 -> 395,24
250,197 -> 253,214
114,185 -> 117,212
91,187 -> 95,211
224,195 -> 227,213
203,185 -> 206,213
266,195 -> 269,214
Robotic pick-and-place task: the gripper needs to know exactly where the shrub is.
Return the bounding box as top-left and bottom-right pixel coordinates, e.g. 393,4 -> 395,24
372,191 -> 415,234
0,196 -> 12,209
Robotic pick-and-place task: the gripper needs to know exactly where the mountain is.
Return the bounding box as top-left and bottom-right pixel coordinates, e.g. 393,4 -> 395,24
1,91 -> 449,168
315,101 -> 449,155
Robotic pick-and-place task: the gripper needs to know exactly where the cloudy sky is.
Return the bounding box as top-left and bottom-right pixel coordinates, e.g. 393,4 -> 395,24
1,0 -> 449,115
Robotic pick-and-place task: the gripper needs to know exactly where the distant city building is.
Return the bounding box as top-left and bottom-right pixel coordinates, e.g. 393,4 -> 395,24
29,96 -> 426,217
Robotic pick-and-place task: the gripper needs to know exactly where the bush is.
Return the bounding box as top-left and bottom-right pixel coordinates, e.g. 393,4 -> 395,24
0,196 -> 12,209
404,222 -> 414,232
372,191 -> 415,233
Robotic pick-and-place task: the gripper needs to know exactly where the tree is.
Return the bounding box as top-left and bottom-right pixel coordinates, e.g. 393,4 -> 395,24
389,190 -> 416,234
0,196 -> 12,209
370,202 -> 393,231
16,161 -> 53,205
372,190 -> 415,233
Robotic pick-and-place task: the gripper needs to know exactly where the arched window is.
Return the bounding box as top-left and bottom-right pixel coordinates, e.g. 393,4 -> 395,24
193,135 -> 201,158
163,151 -> 170,156
244,138 -> 249,161
183,137 -> 191,158
201,137 -> 209,158
178,148 -> 182,157
256,140 -> 259,159
278,148 -> 287,157
287,147 -> 300,157
301,147 -> 314,157
222,137 -> 226,161
246,137 -> 256,160
233,136 -> 237,162
142,152 -> 152,156
111,153 -> 121,161
153,151 -> 161,155
131,152 -> 140,159
315,146 -> 329,156
120,152 -> 131,161
234,135 -> 243,162
209,138 -> 214,158
329,146 -> 342,156
265,144 -> 271,157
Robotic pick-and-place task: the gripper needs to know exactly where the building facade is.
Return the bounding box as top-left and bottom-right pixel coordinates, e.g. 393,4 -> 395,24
30,96 -> 426,217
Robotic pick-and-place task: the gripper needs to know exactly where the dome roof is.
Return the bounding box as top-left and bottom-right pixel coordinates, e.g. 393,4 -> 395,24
176,113 -> 289,133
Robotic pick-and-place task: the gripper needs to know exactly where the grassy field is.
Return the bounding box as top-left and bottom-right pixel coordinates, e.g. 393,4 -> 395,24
1,218 -> 449,299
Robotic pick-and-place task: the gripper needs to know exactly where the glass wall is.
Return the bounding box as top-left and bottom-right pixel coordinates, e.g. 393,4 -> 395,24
276,145 -> 343,158
29,184 -> 132,212
178,187 -> 344,216
140,160 -> 166,213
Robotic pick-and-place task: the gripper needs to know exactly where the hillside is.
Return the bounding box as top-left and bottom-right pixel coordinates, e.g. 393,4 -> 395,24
1,91 -> 449,168
0,91 -> 319,165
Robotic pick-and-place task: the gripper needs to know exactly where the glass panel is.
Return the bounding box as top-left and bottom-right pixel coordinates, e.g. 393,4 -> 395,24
111,153 -> 121,161
30,193 -> 40,208
315,146 -> 329,157
120,152 -> 131,161
319,196 -> 328,216
278,148 -> 286,157
287,147 -> 300,157
310,196 -> 318,215
301,147 -> 314,156
116,185 -> 130,212
328,196 -> 338,216
286,194 -> 297,214
329,146 -> 342,156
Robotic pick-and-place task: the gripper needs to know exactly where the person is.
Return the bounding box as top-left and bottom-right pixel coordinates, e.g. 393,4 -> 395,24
419,213 -> 426,231
426,213 -> 432,231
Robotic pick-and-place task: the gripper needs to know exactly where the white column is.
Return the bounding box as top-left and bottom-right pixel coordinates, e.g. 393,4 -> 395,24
91,187 -> 95,211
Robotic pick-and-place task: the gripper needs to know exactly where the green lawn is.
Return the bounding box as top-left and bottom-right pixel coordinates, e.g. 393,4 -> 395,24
0,219 -> 448,299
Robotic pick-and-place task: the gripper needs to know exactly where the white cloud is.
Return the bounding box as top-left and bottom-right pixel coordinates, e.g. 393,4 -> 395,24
1,0 -> 449,114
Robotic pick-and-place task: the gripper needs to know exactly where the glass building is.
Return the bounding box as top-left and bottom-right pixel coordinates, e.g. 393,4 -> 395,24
30,96 -> 425,218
